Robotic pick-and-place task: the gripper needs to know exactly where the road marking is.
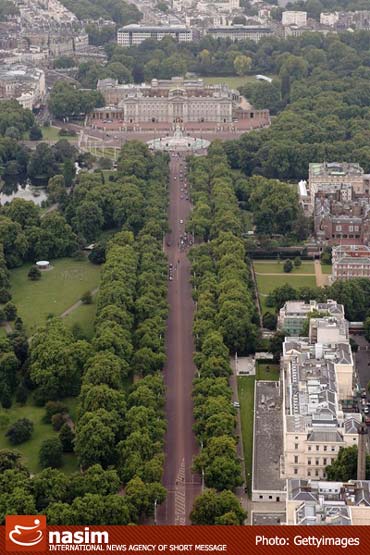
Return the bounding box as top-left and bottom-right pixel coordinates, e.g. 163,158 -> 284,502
175,459 -> 186,525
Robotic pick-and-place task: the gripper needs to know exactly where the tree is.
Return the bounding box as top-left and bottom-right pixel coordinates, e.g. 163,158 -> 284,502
233,55 -> 252,76
269,331 -> 285,362
28,265 -> 41,281
30,319 -> 91,401
31,468 -> 69,510
190,489 -> 246,525
29,126 -> 42,141
70,464 -> 120,498
59,424 -> 75,453
81,291 -> 93,305
6,418 -> 34,445
44,401 -> 68,423
294,256 -> 302,268
74,201 -> 104,242
326,445 -> 370,481
3,302 -> 16,321
283,259 -> 293,273
63,159 -> 76,187
0,217 -> 27,268
74,409 -> 118,469
27,143 -> 59,181
39,438 -> 63,469
262,312 -> 277,330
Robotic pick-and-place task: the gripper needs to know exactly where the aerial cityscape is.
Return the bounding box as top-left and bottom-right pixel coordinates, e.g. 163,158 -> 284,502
1,0 -> 370,530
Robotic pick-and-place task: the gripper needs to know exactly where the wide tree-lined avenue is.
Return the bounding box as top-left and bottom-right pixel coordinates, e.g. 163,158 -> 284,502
157,154 -> 201,524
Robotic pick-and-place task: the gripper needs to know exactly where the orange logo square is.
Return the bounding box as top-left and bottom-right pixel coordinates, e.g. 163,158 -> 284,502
5,515 -> 47,552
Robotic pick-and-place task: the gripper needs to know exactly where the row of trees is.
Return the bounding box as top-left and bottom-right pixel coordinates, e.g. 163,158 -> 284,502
72,143 -> 169,522
188,142 -> 259,354
59,0 -> 142,25
188,144 -> 250,524
0,242 -> 29,408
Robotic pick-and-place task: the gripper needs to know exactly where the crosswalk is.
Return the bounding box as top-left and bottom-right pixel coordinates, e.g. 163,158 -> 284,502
175,459 -> 186,525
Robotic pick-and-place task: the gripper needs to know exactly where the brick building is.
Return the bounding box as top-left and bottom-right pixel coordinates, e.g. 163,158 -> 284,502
331,244 -> 370,281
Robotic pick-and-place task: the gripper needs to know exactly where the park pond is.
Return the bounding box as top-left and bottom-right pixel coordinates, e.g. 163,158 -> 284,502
0,179 -> 47,206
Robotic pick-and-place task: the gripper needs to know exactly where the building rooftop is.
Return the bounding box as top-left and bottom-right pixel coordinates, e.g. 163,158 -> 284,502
253,381 -> 285,493
287,479 -> 370,525
283,337 -> 356,434
310,162 -> 364,177
252,513 -> 286,525
208,25 -> 272,32
118,24 -> 190,32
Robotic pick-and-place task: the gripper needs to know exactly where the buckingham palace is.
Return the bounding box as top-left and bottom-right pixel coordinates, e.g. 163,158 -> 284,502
91,77 -> 269,127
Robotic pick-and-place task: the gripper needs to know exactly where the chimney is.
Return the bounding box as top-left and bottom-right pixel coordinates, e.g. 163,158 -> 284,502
357,422 -> 368,481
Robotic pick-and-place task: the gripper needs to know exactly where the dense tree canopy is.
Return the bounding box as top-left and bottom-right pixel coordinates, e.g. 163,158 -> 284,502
59,0 -> 142,24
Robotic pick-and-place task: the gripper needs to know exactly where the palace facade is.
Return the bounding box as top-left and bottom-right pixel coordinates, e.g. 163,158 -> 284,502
91,77 -> 270,126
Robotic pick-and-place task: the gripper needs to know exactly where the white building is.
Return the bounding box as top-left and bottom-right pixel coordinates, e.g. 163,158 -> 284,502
282,315 -> 360,482
207,25 -> 272,42
278,299 -> 344,336
117,25 -> 193,47
320,12 -> 339,26
282,11 -> 307,27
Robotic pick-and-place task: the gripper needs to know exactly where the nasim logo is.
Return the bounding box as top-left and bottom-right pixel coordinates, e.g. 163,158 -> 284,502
6,515 -> 47,551
5,516 -> 110,552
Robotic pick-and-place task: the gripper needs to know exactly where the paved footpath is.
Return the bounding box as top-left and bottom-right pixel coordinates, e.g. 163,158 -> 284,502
314,260 -> 329,287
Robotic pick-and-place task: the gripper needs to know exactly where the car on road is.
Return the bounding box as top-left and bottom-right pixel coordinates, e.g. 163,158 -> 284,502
179,219 -> 184,224
180,194 -> 184,199
233,401 -> 240,408
185,196 -> 189,200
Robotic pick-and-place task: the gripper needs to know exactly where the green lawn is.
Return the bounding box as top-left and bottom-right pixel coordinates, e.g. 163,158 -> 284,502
254,260 -> 315,274
0,401 -> 78,474
63,302 -> 97,340
256,273 -> 316,315
256,274 -> 316,296
90,147 -> 118,160
237,376 -> 255,495
10,258 -> 101,335
22,127 -> 77,142
256,362 -> 280,381
321,263 -> 332,274
203,75 -> 266,89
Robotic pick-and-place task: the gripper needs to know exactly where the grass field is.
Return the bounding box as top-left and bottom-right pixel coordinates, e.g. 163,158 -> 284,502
321,263 -> 332,274
10,258 -> 101,334
203,75 -> 264,89
256,362 -> 280,381
254,260 -> 315,275
89,147 -> 118,160
237,376 -> 255,495
256,273 -> 316,315
0,400 -> 78,474
22,127 -> 77,142
63,302 -> 97,340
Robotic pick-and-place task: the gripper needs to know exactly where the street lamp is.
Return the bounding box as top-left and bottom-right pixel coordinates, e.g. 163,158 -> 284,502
154,498 -> 157,525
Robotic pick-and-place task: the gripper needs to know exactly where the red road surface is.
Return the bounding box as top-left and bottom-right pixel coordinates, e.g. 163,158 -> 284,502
157,153 -> 201,525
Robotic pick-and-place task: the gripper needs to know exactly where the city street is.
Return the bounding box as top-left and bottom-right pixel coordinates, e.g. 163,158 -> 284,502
157,153 -> 201,525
